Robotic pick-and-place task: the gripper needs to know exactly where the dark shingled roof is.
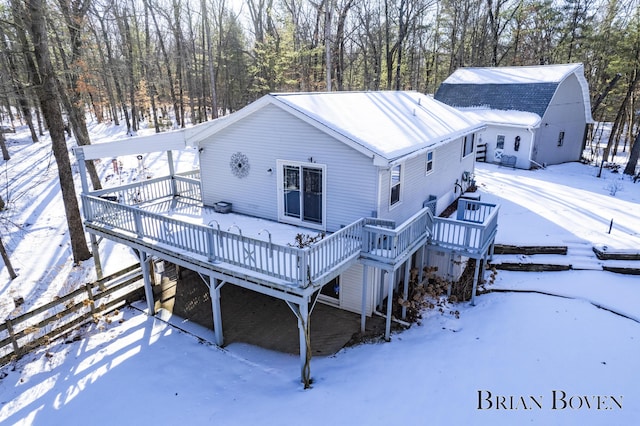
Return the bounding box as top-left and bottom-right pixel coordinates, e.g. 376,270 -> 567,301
434,82 -> 558,117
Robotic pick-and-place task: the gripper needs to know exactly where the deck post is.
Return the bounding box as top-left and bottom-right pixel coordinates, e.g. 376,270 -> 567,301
139,250 -> 155,315
361,265 -> 368,333
167,150 -> 177,196
74,148 -> 90,194
447,253 -> 454,297
89,233 -> 103,280
401,260 -> 410,320
384,269 -> 395,341
470,257 -> 481,306
210,277 -> 224,346
298,298 -> 311,388
418,246 -> 426,283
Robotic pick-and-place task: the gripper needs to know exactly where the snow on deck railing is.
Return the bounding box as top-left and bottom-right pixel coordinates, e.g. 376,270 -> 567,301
305,218 -> 366,284
361,208 -> 434,264
82,180 -> 499,287
432,201 -> 499,254
83,194 -> 305,285
88,171 -> 202,206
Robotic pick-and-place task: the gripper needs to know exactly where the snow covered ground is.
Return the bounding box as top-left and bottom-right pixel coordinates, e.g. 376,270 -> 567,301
1,122 -> 639,425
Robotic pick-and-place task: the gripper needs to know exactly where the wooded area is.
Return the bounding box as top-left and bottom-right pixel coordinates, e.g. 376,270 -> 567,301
0,0 -> 639,177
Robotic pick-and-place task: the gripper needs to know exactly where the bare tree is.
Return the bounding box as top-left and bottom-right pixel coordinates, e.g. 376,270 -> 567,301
23,0 -> 91,263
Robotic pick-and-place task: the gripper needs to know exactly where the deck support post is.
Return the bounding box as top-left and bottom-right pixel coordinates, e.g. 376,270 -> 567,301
470,257 -> 481,306
361,265 -> 368,333
138,250 -> 155,315
167,150 -> 177,196
299,297 -> 311,388
401,261 -> 411,320
210,277 -> 224,346
74,148 -> 90,194
287,298 -> 312,388
447,253 -> 455,297
417,246 -> 426,283
90,233 -> 103,280
384,269 -> 395,341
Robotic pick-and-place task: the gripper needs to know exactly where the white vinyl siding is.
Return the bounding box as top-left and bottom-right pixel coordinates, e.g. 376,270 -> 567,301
536,74 -> 588,165
379,136 -> 475,224
339,264 -> 376,315
199,104 -> 378,233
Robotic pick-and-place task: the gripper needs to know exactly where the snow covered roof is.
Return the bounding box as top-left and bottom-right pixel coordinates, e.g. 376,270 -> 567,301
268,91 -> 485,164
74,120 -> 228,160
441,63 -> 584,85
435,63 -> 593,122
76,91 -> 485,165
458,108 -> 541,129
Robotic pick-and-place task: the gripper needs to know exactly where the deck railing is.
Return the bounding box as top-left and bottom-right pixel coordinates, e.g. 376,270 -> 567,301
83,174 -> 498,288
305,218 -> 366,284
84,194 -> 305,285
90,171 -> 201,206
432,200 -> 499,254
361,208 -> 434,264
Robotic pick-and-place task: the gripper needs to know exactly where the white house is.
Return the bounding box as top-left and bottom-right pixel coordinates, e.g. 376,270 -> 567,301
435,63 -> 594,169
74,91 -> 500,385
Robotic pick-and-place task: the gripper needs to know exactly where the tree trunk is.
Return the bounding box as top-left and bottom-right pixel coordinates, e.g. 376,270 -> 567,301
26,0 -> 91,263
146,0 -> 180,127
0,131 -> 10,161
202,0 -> 218,119
0,236 -> 17,280
623,129 -> 640,176
8,0 -> 40,142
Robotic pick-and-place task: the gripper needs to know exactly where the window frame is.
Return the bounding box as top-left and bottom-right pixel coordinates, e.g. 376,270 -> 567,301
276,160 -> 327,230
425,150 -> 434,175
496,134 -> 505,150
462,134 -> 475,158
389,164 -> 402,207
557,131 -> 565,147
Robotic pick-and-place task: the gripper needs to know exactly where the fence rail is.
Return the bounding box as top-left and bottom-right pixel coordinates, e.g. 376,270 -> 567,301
0,265 -> 144,366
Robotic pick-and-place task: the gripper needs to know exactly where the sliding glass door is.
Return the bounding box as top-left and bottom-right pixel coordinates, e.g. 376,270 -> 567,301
279,161 -> 325,228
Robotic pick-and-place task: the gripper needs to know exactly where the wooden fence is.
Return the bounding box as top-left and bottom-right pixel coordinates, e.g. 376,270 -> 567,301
0,265 -> 144,366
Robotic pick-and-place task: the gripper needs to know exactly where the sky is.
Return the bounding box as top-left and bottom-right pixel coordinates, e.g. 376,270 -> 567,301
0,120 -> 639,425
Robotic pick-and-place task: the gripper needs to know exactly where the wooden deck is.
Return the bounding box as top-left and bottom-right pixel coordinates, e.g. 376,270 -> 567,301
155,265 -> 385,356
83,172 -> 498,291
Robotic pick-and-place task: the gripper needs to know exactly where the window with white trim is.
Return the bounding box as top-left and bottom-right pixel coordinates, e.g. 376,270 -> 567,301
496,134 -> 505,149
425,150 -> 434,175
390,164 -> 402,206
277,160 -> 325,229
462,134 -> 475,157
557,131 -> 565,147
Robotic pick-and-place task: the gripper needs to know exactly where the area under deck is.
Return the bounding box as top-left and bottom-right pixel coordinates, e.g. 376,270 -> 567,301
155,266 -> 386,356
